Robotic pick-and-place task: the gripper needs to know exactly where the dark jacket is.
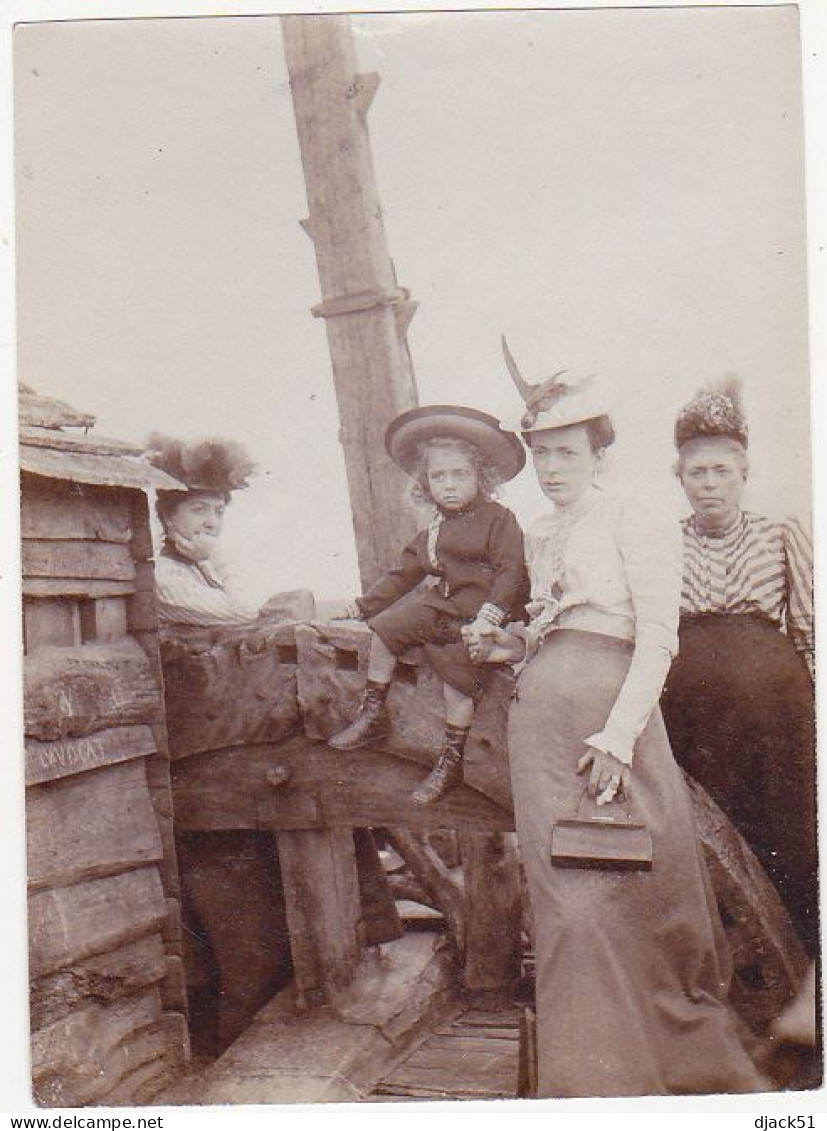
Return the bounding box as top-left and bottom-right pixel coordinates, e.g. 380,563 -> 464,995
357,497 -> 529,624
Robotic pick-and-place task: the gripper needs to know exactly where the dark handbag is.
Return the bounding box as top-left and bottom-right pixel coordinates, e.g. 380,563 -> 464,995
550,788 -> 653,871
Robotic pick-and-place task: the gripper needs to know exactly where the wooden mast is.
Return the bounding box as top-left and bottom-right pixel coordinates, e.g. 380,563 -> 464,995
282,14 -> 419,591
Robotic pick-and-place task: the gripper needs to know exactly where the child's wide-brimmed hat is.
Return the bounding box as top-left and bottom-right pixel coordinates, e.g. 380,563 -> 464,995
674,376 -> 748,450
145,433 -> 256,493
501,334 -> 614,436
385,405 -> 526,483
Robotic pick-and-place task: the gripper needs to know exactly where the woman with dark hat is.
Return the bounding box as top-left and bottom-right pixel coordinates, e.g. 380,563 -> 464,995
464,342 -> 764,1097
661,380 -> 817,956
328,405 -> 529,805
147,434 -> 260,626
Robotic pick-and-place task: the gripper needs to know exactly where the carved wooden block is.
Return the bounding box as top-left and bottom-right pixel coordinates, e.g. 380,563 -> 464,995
161,622 -> 300,759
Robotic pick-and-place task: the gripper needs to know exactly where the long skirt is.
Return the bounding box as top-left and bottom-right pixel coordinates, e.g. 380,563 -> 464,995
508,629 -> 763,1098
661,613 -> 817,955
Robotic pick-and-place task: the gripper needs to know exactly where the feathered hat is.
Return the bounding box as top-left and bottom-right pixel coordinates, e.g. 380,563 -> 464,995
145,433 -> 256,493
674,376 -> 748,450
501,335 -> 614,436
385,405 -> 525,483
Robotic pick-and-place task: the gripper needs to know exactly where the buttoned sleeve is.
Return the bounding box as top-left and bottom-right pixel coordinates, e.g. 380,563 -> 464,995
585,496 -> 682,765
356,535 -> 428,619
155,554 -> 260,626
483,506 -> 529,624
782,517 -> 814,681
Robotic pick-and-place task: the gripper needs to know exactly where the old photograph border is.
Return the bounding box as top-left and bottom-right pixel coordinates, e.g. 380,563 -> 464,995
2,0 -> 826,1121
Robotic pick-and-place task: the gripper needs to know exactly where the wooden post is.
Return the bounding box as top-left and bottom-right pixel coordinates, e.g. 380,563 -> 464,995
459,832 -> 522,997
282,13 -> 419,590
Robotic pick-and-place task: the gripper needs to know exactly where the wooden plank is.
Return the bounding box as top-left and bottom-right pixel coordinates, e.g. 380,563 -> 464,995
427,1035 -> 518,1052
21,482 -> 133,543
434,1024 -> 519,1041
79,596 -> 128,642
23,540 -> 136,582
457,1013 -> 520,1031
29,867 -> 167,979
459,831 -> 521,995
29,933 -> 167,1031
276,826 -> 362,1000
127,492 -> 155,562
170,740 -> 321,831
170,737 -> 511,834
23,597 -> 81,650
127,589 -> 159,632
405,1045 -> 516,1075
27,758 -> 163,891
25,724 -> 156,786
377,1064 -> 513,1097
24,639 -> 160,741
98,1012 -> 189,1106
31,989 -> 164,1108
23,577 -> 135,598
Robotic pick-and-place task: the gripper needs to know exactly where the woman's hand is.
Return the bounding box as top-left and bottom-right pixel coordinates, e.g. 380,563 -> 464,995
330,600 -> 363,621
462,621 -> 526,664
577,746 -> 631,807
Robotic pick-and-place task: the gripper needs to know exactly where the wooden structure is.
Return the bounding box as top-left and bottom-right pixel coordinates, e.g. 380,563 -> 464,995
166,619 -> 807,1053
282,13 -> 419,590
20,387 -> 191,1106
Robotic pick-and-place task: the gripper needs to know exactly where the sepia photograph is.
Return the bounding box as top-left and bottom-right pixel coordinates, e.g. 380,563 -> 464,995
1,0 -> 824,1116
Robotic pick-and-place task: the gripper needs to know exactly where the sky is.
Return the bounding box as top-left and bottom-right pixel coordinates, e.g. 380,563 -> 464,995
12,5 -> 812,603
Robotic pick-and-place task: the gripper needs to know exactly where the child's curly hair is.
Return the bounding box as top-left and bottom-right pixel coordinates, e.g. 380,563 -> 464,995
410,437 -> 503,506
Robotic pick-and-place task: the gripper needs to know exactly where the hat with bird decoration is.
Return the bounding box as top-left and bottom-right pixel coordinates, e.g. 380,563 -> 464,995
145,433 -> 256,495
385,405 -> 526,483
674,376 -> 748,450
501,335 -> 614,437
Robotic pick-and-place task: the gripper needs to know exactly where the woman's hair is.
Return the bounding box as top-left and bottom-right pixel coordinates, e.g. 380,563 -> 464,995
411,437 -> 502,505
674,435 -> 749,480
155,489 -> 230,531
523,414 -> 616,454
583,415 -> 616,453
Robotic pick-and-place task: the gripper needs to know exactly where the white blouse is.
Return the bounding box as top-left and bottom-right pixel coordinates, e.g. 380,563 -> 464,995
155,550 -> 259,627
521,484 -> 683,765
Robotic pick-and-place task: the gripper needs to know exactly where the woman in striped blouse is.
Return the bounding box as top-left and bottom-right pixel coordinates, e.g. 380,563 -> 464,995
660,381 -> 817,956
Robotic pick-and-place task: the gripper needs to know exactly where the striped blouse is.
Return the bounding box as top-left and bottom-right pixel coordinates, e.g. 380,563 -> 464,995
155,546 -> 259,627
680,510 -> 814,677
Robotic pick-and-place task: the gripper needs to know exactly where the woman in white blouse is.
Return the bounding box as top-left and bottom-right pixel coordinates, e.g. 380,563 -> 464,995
465,348 -> 764,1098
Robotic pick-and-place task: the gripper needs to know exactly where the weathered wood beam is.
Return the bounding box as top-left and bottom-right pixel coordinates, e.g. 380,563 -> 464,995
24,640 -> 161,741
276,827 -> 362,1005
459,832 -> 521,996
281,14 -> 419,590
27,759 -> 163,892
29,867 -> 167,980
384,828 -> 466,958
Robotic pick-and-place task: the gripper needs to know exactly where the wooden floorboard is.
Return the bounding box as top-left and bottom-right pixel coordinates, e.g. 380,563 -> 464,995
370,1000 -> 520,1102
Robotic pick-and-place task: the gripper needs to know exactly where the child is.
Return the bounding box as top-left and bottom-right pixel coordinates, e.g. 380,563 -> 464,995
329,405 -> 529,805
